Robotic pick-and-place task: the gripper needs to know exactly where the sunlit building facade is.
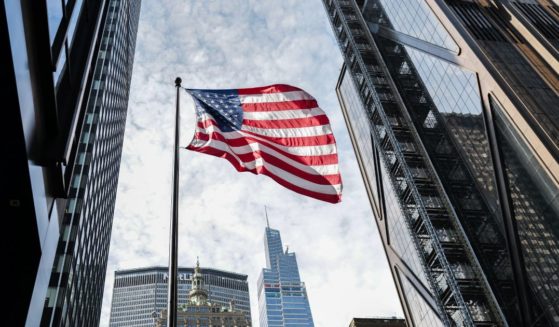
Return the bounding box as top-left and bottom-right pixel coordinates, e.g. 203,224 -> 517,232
324,0 -> 559,326
258,227 -> 314,327
109,265 -> 251,327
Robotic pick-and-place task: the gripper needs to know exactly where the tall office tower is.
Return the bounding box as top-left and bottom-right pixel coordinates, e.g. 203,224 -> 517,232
154,261 -> 251,327
258,226 -> 314,327
2,0 -> 140,325
323,0 -> 559,326
109,264 -> 252,327
349,317 -> 407,327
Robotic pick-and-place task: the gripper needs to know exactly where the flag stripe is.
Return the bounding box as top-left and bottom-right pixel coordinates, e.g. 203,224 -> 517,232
197,120 -> 335,147
243,107 -> 325,120
242,124 -> 332,138
187,142 -> 342,196
241,100 -> 319,112
197,119 -> 333,139
237,84 -> 303,95
243,115 -> 330,129
191,131 -> 340,175
190,145 -> 341,202
242,130 -> 335,147
188,140 -> 342,185
239,90 -> 314,104
192,130 -> 339,165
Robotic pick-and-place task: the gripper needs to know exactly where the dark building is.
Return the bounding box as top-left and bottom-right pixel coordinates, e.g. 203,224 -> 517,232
109,263 -> 252,327
2,0 -> 141,326
349,317 -> 406,327
323,0 -> 559,326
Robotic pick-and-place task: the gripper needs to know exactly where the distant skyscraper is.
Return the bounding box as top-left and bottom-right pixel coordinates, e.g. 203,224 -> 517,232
154,260 -> 251,327
2,0 -> 140,325
349,317 -> 406,327
324,0 -> 559,326
258,226 -> 314,327
109,264 -> 251,327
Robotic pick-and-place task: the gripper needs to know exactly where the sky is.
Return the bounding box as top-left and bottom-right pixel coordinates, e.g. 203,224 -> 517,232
99,1 -> 403,326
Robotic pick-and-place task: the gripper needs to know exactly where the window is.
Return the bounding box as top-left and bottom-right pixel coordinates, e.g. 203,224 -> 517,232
47,0 -> 64,44
53,47 -> 67,87
67,0 -> 85,48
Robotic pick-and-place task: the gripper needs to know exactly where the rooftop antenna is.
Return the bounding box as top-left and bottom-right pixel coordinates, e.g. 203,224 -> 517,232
265,205 -> 270,228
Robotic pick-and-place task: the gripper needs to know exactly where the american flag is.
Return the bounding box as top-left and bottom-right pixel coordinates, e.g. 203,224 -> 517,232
185,84 -> 342,203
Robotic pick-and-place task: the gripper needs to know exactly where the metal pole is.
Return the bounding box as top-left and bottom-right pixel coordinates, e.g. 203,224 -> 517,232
167,77 -> 182,327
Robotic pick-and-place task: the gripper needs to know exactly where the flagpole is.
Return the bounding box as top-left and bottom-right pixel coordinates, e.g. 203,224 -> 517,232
167,77 -> 182,327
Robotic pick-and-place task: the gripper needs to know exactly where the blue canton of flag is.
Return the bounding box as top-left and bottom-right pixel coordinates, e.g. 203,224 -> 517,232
189,90 -> 243,132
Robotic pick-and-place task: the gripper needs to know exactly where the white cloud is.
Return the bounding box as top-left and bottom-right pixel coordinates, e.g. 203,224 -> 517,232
100,1 -> 403,326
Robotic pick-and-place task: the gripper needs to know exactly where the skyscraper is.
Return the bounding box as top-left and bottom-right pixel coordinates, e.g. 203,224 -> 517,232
109,264 -> 252,327
2,0 -> 140,325
153,260 -> 251,327
258,226 -> 314,327
323,0 -> 559,326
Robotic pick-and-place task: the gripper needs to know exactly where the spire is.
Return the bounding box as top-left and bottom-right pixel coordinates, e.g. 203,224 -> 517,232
188,257 -> 208,305
265,205 -> 270,228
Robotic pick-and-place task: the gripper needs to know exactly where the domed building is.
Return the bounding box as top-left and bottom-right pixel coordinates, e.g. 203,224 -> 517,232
155,259 -> 251,327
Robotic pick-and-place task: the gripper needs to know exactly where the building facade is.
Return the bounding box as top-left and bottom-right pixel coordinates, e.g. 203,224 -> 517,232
258,226 -> 314,327
2,0 -> 140,325
349,317 -> 407,327
154,260 -> 251,327
109,265 -> 251,327
324,0 -> 559,326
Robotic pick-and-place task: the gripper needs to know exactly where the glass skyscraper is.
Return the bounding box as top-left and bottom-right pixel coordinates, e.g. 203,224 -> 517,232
258,226 -> 314,327
2,0 -> 140,325
109,265 -> 251,327
323,0 -> 559,326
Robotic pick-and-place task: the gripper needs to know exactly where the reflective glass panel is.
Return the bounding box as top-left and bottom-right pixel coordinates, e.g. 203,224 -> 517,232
405,46 -> 501,217
53,47 -> 67,86
380,153 -> 431,289
378,0 -> 459,52
67,0 -> 85,48
47,0 -> 64,44
339,70 -> 381,214
493,97 -> 559,325
398,270 -> 444,327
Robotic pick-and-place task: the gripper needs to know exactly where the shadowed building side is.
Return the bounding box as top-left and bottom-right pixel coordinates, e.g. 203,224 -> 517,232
324,0 -> 559,326
2,0 -> 141,326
